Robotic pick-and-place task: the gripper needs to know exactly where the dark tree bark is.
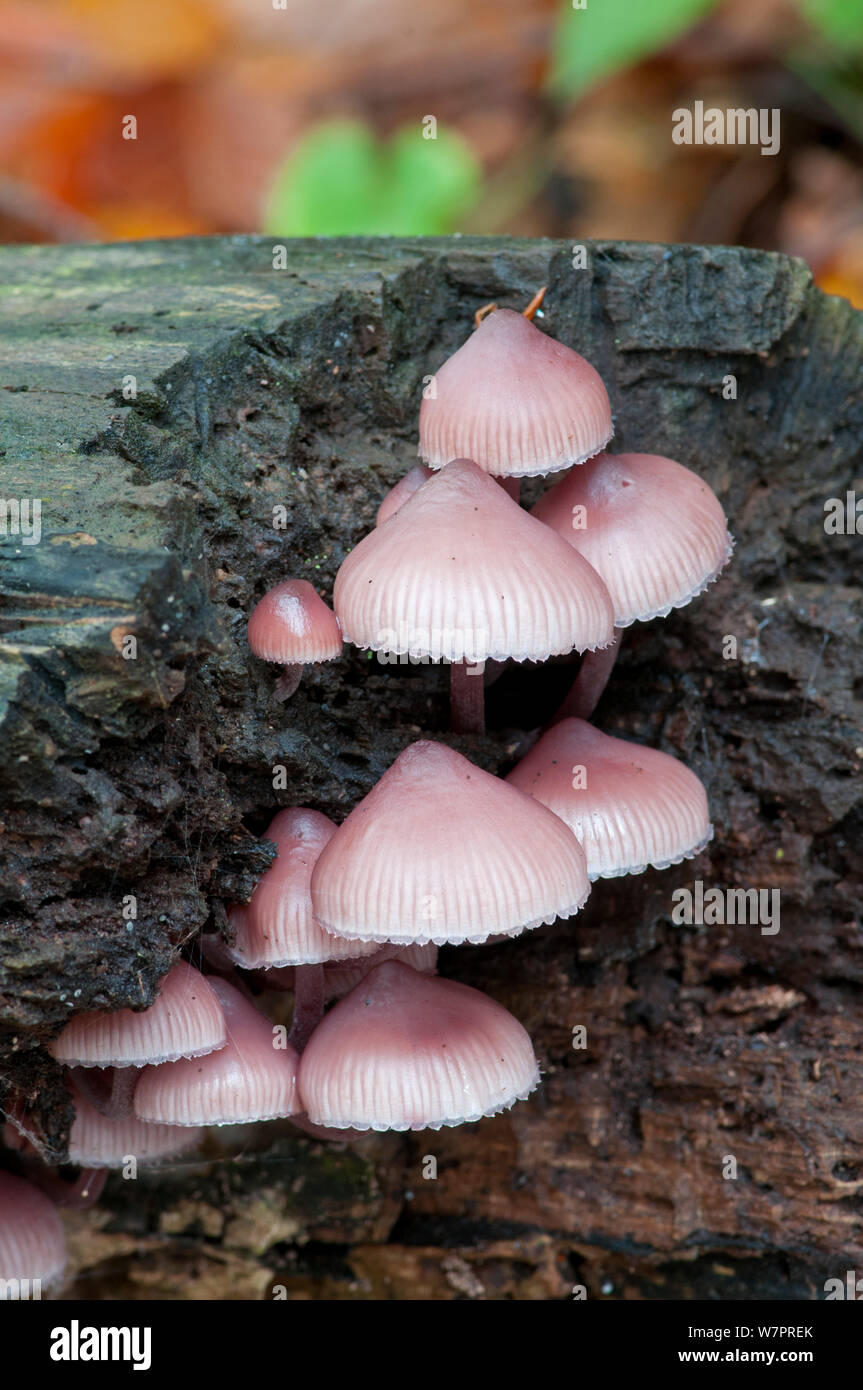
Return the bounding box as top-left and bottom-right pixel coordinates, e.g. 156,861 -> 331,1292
0,236 -> 861,1301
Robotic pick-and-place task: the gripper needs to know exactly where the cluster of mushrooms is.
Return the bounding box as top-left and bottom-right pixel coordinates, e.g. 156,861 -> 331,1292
1,288 -> 733,1292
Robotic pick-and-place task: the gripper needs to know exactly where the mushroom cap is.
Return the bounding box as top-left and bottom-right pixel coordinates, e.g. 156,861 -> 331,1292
310,739 -> 590,946
0,1171 -> 66,1288
532,452 -> 733,627
419,308 -> 612,477
298,961 -> 540,1131
376,465 -> 433,526
247,579 -> 342,665
226,808 -> 379,968
506,718 -> 712,879
49,962 -> 227,1069
68,1085 -> 204,1167
323,943 -> 438,1001
134,978 -> 300,1126
334,458 -> 615,663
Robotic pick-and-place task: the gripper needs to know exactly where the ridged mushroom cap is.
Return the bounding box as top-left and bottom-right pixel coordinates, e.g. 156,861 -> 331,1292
334,458 -> 614,663
419,308 -> 612,477
323,943 -> 438,1000
532,452 -> 733,627
247,579 -> 342,664
134,978 -> 300,1126
376,465 -> 433,526
49,962 -> 227,1069
0,1171 -> 66,1289
298,961 -> 540,1131
507,718 -> 712,879
311,740 -> 590,946
226,809 -> 379,968
68,1085 -> 204,1167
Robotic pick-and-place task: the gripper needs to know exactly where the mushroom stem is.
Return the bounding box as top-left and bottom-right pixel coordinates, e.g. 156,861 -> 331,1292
58,1168 -> 108,1209
288,963 -> 325,1052
552,629 -> 622,724
69,1066 -> 137,1121
289,1113 -> 358,1143
450,661 -> 485,735
251,964 -> 295,991
31,1165 -> 108,1210
273,663 -> 304,701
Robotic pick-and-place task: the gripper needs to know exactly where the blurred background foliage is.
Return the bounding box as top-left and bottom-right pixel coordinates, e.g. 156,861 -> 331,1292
0,0 -> 861,301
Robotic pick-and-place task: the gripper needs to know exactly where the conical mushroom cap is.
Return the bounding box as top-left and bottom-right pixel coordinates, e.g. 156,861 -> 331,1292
532,452 -> 733,627
247,579 -> 342,664
298,961 -> 540,1131
134,979 -> 300,1127
226,808 -> 379,968
311,740 -> 590,946
507,718 -> 712,879
334,458 -> 614,663
49,962 -> 227,1069
419,308 -> 612,477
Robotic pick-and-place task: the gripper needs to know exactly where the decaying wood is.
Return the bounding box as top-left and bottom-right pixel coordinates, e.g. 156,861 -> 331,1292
0,235 -> 861,1300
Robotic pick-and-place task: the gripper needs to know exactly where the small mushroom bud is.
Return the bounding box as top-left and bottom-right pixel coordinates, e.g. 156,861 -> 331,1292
247,578 -> 342,700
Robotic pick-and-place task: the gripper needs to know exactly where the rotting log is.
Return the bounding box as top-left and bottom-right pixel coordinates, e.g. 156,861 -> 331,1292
0,235 -> 861,1301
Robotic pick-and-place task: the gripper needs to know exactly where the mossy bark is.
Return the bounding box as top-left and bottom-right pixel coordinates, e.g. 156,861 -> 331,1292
0,236 -> 861,1300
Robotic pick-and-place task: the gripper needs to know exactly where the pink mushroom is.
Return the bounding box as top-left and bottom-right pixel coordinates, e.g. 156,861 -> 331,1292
507,717 -> 712,879
533,452 -> 733,720
334,457 -> 614,733
0,1170 -> 66,1292
49,961 -> 227,1119
247,578 -> 342,700
226,810 -> 377,971
298,961 -> 540,1132
376,465 -> 433,526
68,1083 -> 204,1167
419,294 -> 612,482
226,807 -> 378,1049
134,978 -> 300,1127
310,739 -> 590,947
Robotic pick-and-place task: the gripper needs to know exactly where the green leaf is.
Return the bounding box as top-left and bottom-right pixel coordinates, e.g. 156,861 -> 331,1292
262,122 -> 383,236
262,120 -> 480,237
549,0 -> 721,99
383,128 -> 480,234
